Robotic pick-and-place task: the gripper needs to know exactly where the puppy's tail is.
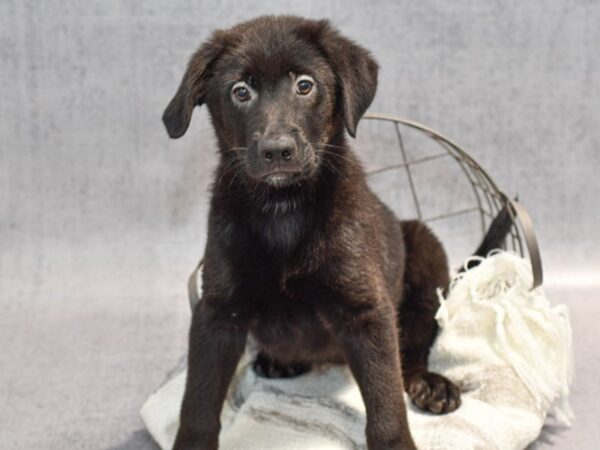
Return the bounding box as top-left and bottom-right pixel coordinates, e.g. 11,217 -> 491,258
461,204 -> 514,271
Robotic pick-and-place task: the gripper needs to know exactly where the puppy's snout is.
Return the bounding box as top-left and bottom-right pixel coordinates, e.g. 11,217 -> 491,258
259,135 -> 296,164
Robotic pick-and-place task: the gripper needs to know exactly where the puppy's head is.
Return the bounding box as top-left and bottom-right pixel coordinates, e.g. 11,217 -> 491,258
163,15 -> 378,188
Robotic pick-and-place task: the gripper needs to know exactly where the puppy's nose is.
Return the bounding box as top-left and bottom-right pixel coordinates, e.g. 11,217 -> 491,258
259,135 -> 296,163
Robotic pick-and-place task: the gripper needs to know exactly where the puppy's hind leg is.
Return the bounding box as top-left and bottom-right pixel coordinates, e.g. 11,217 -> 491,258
399,220 -> 461,414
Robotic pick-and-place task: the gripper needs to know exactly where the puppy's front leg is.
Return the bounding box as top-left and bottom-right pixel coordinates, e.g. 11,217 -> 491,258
173,298 -> 247,450
324,302 -> 417,450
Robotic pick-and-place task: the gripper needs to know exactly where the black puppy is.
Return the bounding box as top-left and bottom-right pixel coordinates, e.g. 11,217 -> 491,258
164,15 -> 467,450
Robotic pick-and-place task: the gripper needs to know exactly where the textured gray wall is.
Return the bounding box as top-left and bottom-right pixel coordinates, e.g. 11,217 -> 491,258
2,0 -> 599,298
1,1 -> 599,448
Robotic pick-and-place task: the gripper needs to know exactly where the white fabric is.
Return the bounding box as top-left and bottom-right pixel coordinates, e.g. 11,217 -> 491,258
141,251 -> 573,449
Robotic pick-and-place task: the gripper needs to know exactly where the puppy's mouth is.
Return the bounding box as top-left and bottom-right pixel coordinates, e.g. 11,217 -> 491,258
262,169 -> 302,187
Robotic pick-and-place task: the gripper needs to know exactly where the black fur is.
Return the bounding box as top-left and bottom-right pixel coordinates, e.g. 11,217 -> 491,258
162,15 -> 510,450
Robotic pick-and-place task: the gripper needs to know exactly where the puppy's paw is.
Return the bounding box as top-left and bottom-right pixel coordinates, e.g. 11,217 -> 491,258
252,353 -> 311,378
407,371 -> 461,414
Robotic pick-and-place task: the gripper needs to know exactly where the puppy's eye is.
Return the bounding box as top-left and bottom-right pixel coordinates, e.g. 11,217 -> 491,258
296,76 -> 314,95
232,82 -> 252,102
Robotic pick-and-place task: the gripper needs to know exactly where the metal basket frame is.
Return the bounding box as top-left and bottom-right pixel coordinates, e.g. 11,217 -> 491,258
363,112 -> 542,289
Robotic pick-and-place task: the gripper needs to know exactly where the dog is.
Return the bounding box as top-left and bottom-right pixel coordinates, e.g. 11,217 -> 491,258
163,15 -> 508,450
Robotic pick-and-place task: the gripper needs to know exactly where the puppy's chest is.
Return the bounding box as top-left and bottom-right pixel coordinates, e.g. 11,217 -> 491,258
249,206 -> 309,253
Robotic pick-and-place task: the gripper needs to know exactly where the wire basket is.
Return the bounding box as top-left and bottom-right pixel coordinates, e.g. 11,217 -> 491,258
359,112 -> 542,289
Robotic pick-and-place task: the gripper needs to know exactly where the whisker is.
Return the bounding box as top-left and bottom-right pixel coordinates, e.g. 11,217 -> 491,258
312,142 -> 346,149
319,158 -> 341,175
216,157 -> 244,186
309,142 -> 361,152
314,149 -> 355,164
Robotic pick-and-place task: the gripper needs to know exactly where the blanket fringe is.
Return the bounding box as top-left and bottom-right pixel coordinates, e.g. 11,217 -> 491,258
436,250 -> 574,425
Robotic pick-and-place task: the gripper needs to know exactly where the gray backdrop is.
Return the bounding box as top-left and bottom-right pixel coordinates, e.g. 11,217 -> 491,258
1,1 -> 598,449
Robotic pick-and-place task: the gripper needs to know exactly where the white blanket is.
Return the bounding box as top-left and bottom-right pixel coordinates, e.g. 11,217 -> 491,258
141,251 -> 573,449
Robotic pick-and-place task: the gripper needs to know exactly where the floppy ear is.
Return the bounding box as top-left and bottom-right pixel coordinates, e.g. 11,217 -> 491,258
314,21 -> 379,138
162,31 -> 231,139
